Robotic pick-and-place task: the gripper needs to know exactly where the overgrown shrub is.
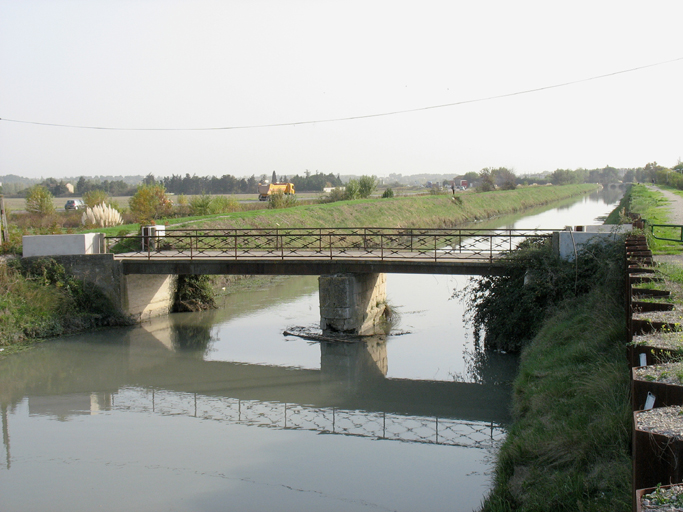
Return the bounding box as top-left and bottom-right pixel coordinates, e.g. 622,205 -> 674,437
456,237 -> 625,352
382,188 -> 394,198
358,175 -> 377,198
268,191 -> 298,209
188,194 -> 211,216
174,274 -> 216,312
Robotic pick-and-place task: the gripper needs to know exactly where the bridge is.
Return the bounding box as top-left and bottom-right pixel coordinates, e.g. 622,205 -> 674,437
107,227 -> 556,276
24,225 -> 628,326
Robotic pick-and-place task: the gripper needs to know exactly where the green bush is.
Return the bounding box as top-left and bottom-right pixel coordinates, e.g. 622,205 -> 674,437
129,184 -> 173,223
344,180 -> 360,200
456,237 -> 625,352
1,258 -> 129,345
268,191 -> 298,209
358,175 -> 377,198
25,185 -> 55,216
209,195 -> 239,214
382,188 -> 394,198
189,194 -> 213,216
174,274 -> 216,312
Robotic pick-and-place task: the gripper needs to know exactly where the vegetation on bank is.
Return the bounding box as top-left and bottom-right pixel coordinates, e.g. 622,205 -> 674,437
0,258 -> 130,348
473,238 -> 631,511
459,239 -> 625,352
478,182 -> 683,511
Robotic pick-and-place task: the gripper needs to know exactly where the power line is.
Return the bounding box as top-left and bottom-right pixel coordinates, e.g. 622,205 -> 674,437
1,56 -> 682,131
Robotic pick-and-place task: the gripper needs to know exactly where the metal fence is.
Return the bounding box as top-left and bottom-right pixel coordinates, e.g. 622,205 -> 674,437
112,387 -> 506,450
105,227 -> 555,263
650,224 -> 683,243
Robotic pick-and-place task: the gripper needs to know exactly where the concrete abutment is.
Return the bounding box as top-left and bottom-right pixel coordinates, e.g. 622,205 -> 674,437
38,254 -> 177,323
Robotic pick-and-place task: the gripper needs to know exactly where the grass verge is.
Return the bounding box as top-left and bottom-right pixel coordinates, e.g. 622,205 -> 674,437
627,184 -> 683,255
480,279 -> 631,511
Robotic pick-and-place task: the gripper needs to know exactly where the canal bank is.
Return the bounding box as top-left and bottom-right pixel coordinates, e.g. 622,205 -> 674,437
479,184 -> 683,511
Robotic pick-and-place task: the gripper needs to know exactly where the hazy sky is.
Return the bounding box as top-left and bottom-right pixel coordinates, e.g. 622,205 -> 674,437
1,1 -> 682,180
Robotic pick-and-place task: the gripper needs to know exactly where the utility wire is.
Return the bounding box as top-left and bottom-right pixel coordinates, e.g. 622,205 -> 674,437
1,56 -> 681,131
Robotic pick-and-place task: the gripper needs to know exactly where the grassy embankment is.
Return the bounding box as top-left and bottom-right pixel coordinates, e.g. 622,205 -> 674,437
480,185 -> 683,511
0,184 -> 596,353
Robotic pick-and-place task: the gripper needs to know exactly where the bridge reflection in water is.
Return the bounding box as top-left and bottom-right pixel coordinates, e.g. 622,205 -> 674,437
112,387 -> 505,450
1,311 -> 512,466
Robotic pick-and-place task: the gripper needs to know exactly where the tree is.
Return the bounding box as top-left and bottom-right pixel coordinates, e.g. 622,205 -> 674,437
272,170 -> 277,183
494,167 -> 517,190
25,185 -> 55,215
344,180 -> 360,200
477,169 -> 495,192
358,175 -> 377,198
82,189 -> 111,208
129,184 -> 173,223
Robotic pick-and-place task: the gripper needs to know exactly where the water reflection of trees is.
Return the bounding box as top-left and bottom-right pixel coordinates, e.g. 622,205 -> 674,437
454,340 -> 519,386
170,322 -> 214,353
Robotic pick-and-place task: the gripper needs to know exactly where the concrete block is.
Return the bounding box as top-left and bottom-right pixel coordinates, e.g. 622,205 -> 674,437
552,225 -> 632,260
23,233 -> 105,257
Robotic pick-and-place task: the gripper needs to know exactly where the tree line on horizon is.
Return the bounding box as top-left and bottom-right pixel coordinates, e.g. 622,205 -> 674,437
2,162 -> 682,198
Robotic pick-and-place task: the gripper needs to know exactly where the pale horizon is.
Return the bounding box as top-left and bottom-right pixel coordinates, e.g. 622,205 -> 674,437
2,1 -> 682,180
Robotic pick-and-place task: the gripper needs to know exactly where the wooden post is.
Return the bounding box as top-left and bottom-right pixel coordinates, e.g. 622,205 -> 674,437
0,195 -> 9,244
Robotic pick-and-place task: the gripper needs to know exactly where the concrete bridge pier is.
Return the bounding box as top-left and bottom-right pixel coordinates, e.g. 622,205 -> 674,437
318,273 -> 387,335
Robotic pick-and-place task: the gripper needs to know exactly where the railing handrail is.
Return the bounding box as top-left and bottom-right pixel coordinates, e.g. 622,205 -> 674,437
104,227 -> 553,262
649,223 -> 683,243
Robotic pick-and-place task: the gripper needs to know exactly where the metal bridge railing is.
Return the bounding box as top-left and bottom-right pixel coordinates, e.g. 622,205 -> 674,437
105,227 -> 555,262
112,387 -> 507,450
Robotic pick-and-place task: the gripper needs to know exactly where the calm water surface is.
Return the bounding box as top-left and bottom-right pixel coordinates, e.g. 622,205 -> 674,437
0,187 -> 623,512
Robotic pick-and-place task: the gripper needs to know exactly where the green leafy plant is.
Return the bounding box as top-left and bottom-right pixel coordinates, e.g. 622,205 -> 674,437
174,274 -> 216,312
129,184 -> 173,223
24,185 -> 55,216
268,191 -> 298,209
455,237 -> 625,352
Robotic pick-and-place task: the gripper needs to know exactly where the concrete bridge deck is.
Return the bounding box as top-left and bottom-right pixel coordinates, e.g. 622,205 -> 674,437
117,253 -> 511,276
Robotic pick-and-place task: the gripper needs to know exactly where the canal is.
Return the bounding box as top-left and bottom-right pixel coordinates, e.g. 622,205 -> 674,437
0,187 -> 623,512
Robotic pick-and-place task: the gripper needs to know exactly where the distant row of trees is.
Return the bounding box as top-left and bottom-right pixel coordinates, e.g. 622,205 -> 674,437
450,162 -> 683,192
160,170 -> 343,195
